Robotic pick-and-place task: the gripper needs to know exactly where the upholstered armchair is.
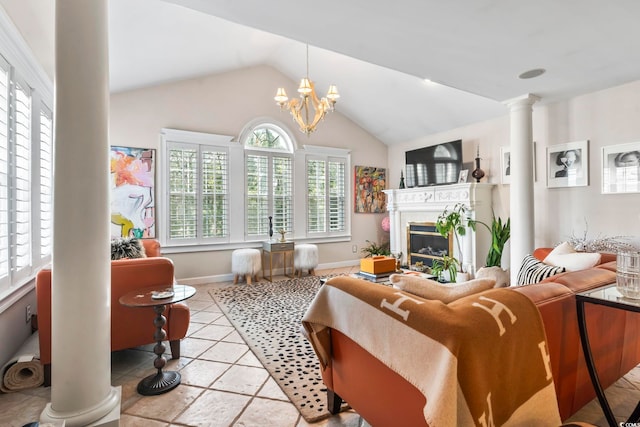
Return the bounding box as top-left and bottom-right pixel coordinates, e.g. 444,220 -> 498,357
35,239 -> 190,386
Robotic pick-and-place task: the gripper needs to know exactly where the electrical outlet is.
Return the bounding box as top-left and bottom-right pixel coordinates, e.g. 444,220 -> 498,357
25,304 -> 31,323
352,244 -> 357,253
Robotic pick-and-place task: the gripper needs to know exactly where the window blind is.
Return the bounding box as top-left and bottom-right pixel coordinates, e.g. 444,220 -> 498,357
0,59 -> 9,284
11,77 -> 31,274
168,146 -> 198,240
307,159 -> 326,233
201,149 -> 228,238
39,106 -> 53,259
246,154 -> 269,236
328,160 -> 346,232
272,156 -> 292,233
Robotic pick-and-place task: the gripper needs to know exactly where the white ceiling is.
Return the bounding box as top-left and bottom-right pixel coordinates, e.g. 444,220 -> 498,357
2,0 -> 640,145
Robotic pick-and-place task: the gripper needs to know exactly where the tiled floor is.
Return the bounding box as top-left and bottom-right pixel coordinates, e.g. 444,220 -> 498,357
0,265 -> 639,426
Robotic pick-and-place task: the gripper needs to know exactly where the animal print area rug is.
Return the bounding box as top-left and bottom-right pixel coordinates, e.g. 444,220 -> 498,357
208,275 -> 349,423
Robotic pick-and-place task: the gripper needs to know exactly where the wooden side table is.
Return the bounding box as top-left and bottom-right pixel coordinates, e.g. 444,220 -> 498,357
262,241 -> 294,282
119,284 -> 196,396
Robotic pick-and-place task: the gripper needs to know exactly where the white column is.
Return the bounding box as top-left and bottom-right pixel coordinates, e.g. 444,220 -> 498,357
41,1 -> 120,426
504,94 -> 539,286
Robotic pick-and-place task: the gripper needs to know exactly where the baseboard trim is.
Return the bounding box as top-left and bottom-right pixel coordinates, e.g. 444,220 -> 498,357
177,259 -> 359,285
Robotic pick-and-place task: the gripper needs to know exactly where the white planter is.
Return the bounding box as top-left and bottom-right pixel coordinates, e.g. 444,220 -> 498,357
476,266 -> 510,287
456,272 -> 471,283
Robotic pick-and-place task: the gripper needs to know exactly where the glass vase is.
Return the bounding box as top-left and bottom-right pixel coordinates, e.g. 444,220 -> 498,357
617,251 -> 640,299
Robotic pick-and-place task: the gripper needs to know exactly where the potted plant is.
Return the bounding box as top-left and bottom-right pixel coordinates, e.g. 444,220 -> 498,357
469,214 -> 511,287
361,240 -> 391,257
468,216 -> 511,268
435,203 -> 469,280
431,255 -> 460,283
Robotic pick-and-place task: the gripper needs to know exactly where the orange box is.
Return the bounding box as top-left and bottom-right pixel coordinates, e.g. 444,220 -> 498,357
360,256 -> 397,274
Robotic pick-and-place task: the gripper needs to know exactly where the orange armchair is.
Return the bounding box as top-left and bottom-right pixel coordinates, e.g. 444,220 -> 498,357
35,239 -> 190,386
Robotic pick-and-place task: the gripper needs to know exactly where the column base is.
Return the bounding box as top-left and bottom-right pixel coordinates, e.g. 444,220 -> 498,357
41,386 -> 121,427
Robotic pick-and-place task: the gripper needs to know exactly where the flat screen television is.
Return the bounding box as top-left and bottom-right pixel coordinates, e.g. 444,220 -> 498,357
405,140 -> 463,187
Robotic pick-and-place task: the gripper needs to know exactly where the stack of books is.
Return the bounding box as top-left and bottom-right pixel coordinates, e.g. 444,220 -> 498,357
355,270 -> 394,283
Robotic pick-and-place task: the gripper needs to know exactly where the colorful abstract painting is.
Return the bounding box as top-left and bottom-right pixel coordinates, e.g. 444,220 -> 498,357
354,166 -> 386,213
110,146 -> 156,239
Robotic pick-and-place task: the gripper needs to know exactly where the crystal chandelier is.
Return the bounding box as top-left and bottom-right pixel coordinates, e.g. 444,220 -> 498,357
274,44 -> 340,135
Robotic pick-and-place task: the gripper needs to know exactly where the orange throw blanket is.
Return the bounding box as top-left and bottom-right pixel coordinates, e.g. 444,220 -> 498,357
302,277 -> 561,426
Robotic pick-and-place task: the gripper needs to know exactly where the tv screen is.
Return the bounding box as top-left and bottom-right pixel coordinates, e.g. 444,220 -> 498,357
405,140 -> 463,187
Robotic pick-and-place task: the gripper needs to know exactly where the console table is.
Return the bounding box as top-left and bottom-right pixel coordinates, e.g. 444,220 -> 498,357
576,283 -> 640,426
119,284 -> 196,396
262,240 -> 294,282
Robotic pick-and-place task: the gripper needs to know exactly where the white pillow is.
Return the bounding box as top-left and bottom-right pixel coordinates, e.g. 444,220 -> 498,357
389,274 -> 496,303
543,242 -> 601,272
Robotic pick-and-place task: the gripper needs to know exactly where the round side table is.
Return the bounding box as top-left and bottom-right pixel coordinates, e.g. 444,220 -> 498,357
119,284 -> 195,396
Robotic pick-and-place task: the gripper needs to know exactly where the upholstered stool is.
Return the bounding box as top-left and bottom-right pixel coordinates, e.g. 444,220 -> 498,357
232,248 -> 261,284
294,244 -> 318,278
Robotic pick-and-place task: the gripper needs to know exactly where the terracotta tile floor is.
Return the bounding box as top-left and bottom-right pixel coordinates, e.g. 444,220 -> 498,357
0,265 -> 638,426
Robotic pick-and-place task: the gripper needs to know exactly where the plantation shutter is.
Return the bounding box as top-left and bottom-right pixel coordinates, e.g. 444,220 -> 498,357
168,144 -> 197,240
12,76 -> 31,277
246,154 -> 268,236
39,106 -> 53,259
201,148 -> 228,238
307,159 -> 326,233
0,58 -> 9,286
328,159 -> 346,232
272,156 -> 292,233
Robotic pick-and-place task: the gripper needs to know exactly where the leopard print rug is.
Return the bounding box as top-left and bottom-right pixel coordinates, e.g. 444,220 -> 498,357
208,275 -> 348,423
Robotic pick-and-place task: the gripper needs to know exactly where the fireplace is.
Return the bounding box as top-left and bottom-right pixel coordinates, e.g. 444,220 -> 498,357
383,183 -> 495,275
407,222 -> 453,267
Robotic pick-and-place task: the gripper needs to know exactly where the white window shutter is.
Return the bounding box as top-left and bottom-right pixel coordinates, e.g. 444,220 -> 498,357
11,77 -> 31,277
39,106 -> 53,259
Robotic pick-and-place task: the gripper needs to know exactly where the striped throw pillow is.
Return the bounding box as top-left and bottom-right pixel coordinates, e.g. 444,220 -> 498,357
516,254 -> 566,286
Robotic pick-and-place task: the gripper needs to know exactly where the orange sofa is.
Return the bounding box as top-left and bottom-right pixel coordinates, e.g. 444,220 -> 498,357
35,239 -> 190,386
312,249 -> 639,425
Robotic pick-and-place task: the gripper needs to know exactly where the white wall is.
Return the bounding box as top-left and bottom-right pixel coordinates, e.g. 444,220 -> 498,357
388,80 -> 640,268
110,65 -> 389,280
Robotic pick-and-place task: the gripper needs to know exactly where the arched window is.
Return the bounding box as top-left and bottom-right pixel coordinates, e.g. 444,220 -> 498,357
242,122 -> 295,239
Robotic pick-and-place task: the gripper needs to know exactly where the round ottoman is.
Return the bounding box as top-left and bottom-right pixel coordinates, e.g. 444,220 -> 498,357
294,244 -> 318,278
232,248 -> 261,284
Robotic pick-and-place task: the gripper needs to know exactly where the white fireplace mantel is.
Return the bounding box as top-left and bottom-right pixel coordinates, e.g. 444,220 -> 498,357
383,183 -> 495,275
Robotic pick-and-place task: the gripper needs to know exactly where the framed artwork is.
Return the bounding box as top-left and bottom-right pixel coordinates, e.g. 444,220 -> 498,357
458,169 -> 469,183
354,166 -> 386,213
602,142 -> 640,194
500,142 -> 537,185
110,146 -> 156,238
500,146 -> 511,184
546,140 -> 589,188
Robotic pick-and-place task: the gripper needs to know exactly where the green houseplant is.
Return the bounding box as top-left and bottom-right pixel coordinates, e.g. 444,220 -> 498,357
435,203 -> 468,275
436,203 -> 511,279
468,216 -> 511,268
361,240 -> 391,257
431,255 -> 460,282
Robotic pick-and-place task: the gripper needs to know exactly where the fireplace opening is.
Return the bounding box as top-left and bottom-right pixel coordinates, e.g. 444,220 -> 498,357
407,222 -> 453,267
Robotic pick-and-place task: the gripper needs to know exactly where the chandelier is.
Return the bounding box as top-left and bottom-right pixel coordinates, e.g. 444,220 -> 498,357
274,44 -> 340,135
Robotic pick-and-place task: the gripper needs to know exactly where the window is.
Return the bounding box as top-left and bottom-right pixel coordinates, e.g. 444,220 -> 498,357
244,124 -> 293,239
306,155 -> 347,236
160,129 -> 234,247
0,51 -> 53,302
159,125 -> 351,252
39,107 -> 53,260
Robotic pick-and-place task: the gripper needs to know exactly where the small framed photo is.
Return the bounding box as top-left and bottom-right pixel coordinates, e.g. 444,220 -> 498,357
458,169 -> 469,183
546,140 -> 589,188
500,146 -> 511,184
499,142 -> 536,185
602,142 -> 640,194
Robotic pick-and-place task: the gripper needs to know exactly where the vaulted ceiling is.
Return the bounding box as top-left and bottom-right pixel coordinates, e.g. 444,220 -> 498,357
2,0 -> 640,145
